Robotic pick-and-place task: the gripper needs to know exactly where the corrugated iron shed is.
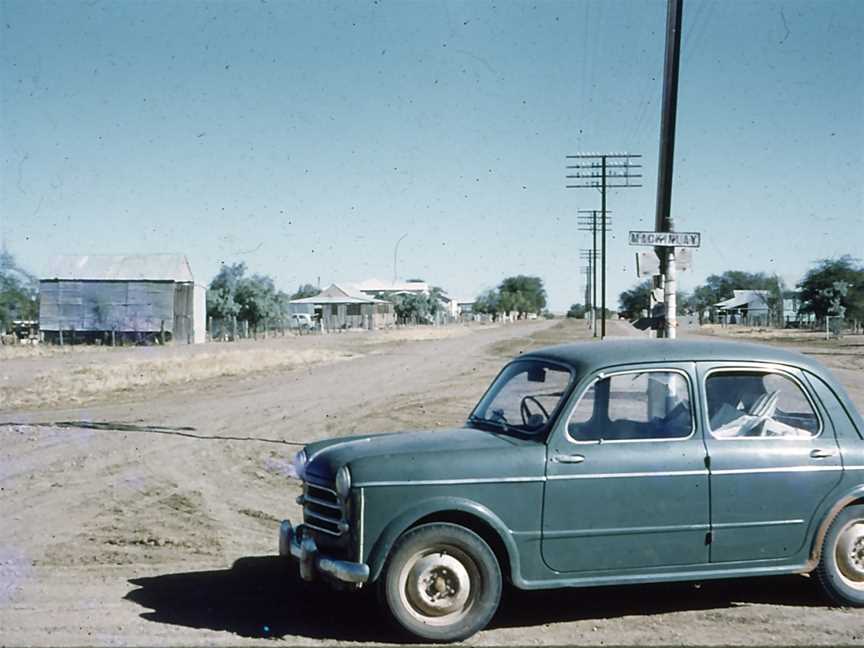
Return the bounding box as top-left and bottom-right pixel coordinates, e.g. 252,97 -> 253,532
44,254 -> 194,283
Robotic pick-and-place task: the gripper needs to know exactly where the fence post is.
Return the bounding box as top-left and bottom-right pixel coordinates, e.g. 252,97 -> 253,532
111,328 -> 116,347
59,327 -> 64,346
160,320 -> 165,345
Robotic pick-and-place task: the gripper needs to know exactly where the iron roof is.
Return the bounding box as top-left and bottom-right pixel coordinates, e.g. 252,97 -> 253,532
43,255 -> 194,282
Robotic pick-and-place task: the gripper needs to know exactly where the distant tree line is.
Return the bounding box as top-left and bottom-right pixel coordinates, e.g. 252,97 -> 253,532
616,256 -> 864,328
473,275 -> 548,320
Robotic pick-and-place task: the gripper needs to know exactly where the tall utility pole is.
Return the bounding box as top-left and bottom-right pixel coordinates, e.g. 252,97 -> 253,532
578,248 -> 598,335
566,154 -> 641,339
578,210 -> 612,338
654,0 -> 684,339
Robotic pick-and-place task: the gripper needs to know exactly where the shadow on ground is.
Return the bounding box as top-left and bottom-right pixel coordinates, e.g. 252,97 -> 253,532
126,557 -> 393,642
492,574 -> 824,630
126,557 -> 826,642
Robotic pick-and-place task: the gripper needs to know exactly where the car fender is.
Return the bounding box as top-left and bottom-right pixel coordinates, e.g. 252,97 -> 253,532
808,484 -> 864,568
365,495 -> 521,584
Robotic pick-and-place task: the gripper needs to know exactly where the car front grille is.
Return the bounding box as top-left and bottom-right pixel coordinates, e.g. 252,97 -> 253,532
303,477 -> 347,536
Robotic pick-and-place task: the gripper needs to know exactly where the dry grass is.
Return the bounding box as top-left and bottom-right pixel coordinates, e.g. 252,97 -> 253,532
1,347 -> 355,411
0,322 -> 539,412
695,324 -> 828,342
353,323 -> 483,346
0,343 -> 115,361
488,318 -> 591,359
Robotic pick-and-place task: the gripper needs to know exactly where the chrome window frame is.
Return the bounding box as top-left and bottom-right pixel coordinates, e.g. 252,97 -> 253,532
564,367 -> 696,445
702,365 -> 823,441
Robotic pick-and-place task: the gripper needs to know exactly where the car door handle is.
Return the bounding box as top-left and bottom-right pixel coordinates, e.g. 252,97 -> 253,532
810,448 -> 836,459
552,454 -> 585,464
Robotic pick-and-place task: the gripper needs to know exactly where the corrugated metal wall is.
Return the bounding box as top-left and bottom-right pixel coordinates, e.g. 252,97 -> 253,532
174,283 -> 193,342
40,280 -> 176,333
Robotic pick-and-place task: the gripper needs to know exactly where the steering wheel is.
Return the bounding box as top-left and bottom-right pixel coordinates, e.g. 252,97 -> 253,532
520,395 -> 550,427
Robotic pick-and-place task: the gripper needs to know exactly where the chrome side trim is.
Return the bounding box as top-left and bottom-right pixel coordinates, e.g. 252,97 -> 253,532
547,469 -> 708,481
712,519 -> 804,529
358,488 -> 365,564
543,522 -> 710,539
712,465 -> 841,476
354,476 -> 545,488
843,465 -> 864,471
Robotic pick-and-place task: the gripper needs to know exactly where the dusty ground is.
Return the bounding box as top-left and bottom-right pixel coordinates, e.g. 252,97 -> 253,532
1,318 -> 863,646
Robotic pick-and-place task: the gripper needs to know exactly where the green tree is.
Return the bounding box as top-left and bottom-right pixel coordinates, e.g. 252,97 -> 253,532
207,262 -> 245,319
498,275 -> 547,318
290,283 -> 320,300
472,289 -> 500,317
207,262 -> 281,328
566,303 -> 587,319
235,273 -> 279,327
391,292 -> 432,324
799,256 -> 864,323
618,280 -> 652,320
0,251 -> 38,332
427,286 -> 446,318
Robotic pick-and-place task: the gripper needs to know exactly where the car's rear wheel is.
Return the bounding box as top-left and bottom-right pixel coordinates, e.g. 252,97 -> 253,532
816,504 -> 864,606
379,523 -> 502,642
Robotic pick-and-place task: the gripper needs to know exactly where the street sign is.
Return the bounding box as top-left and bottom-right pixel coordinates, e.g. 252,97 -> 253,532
636,251 -> 660,277
676,247 -> 693,271
636,248 -> 693,277
629,231 -> 701,247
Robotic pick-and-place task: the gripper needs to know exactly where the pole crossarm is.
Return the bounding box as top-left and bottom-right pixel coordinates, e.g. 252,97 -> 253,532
566,153 -> 642,159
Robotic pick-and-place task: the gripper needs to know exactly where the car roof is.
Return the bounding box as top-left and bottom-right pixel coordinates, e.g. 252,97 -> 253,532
521,338 -> 828,377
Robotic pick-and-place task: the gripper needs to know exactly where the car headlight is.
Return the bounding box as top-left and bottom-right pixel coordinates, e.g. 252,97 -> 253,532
335,465 -> 351,498
290,449 -> 307,480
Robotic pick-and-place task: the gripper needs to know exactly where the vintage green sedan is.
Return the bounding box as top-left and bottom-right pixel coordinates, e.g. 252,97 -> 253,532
278,339 -> 864,641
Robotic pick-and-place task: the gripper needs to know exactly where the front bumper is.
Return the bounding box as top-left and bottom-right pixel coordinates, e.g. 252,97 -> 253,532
279,519 -> 369,585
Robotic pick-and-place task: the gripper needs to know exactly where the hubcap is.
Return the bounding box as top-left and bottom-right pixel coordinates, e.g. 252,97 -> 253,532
835,520 -> 864,590
399,547 -> 476,625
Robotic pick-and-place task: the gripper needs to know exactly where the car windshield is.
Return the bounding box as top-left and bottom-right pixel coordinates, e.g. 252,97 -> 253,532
469,360 -> 573,435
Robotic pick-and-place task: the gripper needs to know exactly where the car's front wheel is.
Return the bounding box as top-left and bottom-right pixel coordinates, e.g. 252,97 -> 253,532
379,523 -> 502,642
816,504 -> 864,606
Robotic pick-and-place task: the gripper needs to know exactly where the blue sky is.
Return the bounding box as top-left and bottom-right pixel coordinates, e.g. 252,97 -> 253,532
1,0 -> 861,310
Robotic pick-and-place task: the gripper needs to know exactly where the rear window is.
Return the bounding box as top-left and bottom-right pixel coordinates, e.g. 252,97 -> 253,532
706,370 -> 819,439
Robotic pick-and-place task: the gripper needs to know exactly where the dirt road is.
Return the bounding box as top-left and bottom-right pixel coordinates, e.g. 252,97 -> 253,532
2,319 -> 863,646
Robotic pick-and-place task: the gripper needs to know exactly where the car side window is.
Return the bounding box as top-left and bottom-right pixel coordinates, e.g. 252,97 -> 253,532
567,370 -> 693,442
705,370 -> 820,439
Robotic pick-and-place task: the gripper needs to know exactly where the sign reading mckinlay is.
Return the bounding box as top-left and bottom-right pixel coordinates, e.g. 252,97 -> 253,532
628,231 -> 701,247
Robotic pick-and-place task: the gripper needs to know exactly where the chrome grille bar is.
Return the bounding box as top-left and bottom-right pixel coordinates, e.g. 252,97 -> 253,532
303,476 -> 347,537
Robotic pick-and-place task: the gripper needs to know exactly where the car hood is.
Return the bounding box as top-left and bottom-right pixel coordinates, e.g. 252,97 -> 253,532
303,426 -> 545,484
